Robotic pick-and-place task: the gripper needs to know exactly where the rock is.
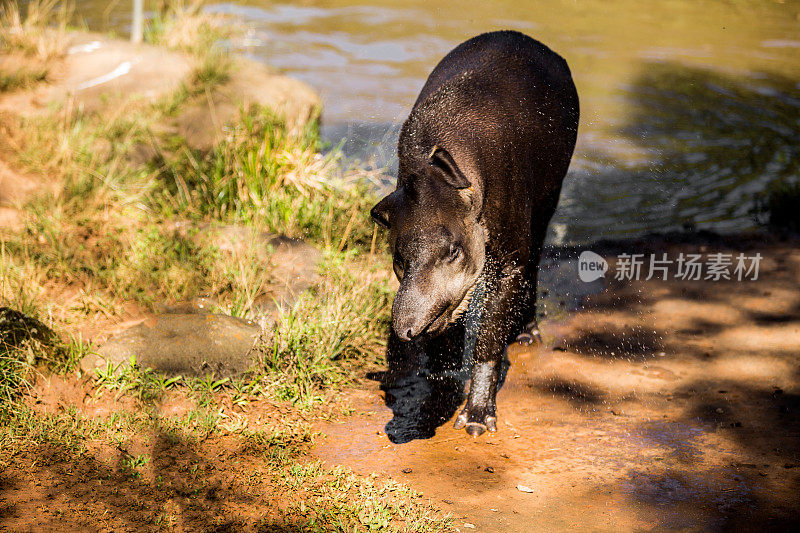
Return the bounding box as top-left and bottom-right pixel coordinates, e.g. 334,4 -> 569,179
156,296 -> 219,315
0,307 -> 59,348
0,307 -> 61,364
256,234 -> 322,315
81,313 -> 260,378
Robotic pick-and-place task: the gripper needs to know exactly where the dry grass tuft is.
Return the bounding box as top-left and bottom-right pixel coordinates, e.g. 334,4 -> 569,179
0,0 -> 71,60
146,0 -> 235,55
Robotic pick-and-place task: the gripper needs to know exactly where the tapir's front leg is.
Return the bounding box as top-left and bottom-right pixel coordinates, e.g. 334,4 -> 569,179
454,263 -> 529,436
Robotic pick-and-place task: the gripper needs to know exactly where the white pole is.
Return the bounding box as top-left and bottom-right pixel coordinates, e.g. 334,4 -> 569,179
131,0 -> 143,44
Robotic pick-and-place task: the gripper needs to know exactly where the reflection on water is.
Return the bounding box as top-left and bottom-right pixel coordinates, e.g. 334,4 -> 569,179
72,0 -> 800,243
556,64 -> 800,243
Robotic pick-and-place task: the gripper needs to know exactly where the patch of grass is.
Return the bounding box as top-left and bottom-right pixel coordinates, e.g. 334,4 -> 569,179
252,253 -> 392,407
269,462 -> 453,532
0,349 -> 31,415
121,451 -> 150,478
0,66 -> 48,92
145,0 -> 235,56
0,0 -> 70,60
93,356 -> 183,402
157,107 -> 377,249
0,306 -> 92,415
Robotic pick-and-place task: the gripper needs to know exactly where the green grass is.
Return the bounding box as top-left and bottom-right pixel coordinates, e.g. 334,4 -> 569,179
0,0 -> 69,60
0,6 -> 448,530
271,462 -> 453,532
254,252 -> 392,407
0,66 -> 48,92
144,0 -> 234,56
155,107 -> 376,248
0,306 -> 92,417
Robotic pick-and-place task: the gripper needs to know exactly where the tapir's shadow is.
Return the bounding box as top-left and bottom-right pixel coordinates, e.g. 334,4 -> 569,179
368,318 -> 509,444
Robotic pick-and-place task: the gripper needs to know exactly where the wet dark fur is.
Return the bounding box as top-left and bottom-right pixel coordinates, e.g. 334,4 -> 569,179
372,31 -> 579,436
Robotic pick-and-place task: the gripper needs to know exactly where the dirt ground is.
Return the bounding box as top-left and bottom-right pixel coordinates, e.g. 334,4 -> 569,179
315,236 -> 800,532
0,378 -> 328,531
1,237 -> 798,531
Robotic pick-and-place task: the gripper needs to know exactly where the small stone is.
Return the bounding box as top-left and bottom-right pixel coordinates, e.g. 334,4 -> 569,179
82,313 -> 260,378
463,523 -> 475,529
485,466 -> 495,473
715,408 -> 724,414
516,484 -> 534,493
442,499 -> 454,505
401,468 -> 412,474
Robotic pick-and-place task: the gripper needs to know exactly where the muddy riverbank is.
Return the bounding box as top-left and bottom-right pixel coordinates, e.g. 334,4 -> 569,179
315,234 -> 800,531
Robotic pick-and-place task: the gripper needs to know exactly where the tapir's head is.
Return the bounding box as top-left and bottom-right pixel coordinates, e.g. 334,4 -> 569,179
371,145 -> 486,341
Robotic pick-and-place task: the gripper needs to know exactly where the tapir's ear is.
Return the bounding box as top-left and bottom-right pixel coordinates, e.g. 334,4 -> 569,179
428,145 -> 470,189
370,193 -> 395,229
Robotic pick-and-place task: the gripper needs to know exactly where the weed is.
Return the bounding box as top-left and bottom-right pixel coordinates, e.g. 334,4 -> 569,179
145,0 -> 235,56
252,253 -> 391,407
93,356 -> 185,402
121,452 -> 150,478
267,462 -> 453,532
0,0 -> 70,60
0,66 -> 48,92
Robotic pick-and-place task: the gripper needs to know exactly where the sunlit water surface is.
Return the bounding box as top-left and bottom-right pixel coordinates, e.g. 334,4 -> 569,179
74,0 -> 800,244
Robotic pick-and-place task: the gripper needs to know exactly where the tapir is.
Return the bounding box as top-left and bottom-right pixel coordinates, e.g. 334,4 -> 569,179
371,30 -> 579,436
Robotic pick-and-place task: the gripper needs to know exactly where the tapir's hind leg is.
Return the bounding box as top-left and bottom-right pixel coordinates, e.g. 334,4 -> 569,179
515,188 -> 562,346
515,234 -> 546,346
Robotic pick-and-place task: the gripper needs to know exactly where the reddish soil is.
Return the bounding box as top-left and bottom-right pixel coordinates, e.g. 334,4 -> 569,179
315,238 -> 800,532
0,376 -> 321,532
1,238 -> 798,532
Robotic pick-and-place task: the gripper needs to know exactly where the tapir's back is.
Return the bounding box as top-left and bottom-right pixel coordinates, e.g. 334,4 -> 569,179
412,31 -> 576,114
401,31 -> 579,211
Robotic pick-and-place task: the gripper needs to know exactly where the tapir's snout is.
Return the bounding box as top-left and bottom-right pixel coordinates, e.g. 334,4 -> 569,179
391,281 -> 446,341
392,285 -> 426,341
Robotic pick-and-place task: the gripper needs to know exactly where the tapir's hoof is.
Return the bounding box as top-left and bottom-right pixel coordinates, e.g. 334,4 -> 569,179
454,409 -> 497,437
466,423 -> 486,437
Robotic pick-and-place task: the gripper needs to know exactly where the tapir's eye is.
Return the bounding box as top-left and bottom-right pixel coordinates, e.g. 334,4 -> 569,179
447,243 -> 462,263
394,250 -> 406,279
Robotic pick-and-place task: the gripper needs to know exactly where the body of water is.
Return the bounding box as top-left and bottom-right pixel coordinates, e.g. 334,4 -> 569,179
74,0 -> 800,244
